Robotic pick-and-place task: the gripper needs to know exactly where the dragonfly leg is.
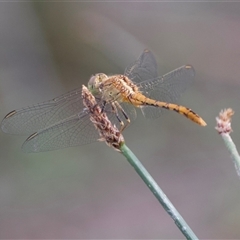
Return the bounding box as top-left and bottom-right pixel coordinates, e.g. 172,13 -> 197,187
111,102 -> 125,131
101,100 -> 107,113
114,101 -> 130,132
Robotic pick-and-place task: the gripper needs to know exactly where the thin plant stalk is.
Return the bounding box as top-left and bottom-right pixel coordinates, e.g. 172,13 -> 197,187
120,143 -> 198,240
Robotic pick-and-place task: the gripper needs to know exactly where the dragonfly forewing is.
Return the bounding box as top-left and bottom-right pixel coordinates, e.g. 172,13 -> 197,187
124,49 -> 158,84
1,87 -> 84,135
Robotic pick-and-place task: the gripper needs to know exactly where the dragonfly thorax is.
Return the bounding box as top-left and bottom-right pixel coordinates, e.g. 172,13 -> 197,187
98,75 -> 138,103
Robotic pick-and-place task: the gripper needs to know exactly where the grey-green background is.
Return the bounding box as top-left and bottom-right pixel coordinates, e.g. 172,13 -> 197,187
1,2 -> 240,239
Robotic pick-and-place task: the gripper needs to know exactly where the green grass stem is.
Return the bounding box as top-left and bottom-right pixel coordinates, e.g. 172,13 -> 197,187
221,133 -> 240,177
120,143 -> 198,240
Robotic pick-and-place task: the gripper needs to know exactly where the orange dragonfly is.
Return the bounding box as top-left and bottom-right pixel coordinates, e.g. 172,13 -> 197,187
1,50 -> 206,152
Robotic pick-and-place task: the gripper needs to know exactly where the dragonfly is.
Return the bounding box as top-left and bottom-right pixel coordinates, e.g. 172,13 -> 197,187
1,50 -> 206,152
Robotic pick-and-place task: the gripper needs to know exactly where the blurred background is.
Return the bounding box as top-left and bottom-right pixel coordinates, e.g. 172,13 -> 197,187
1,1 -> 240,239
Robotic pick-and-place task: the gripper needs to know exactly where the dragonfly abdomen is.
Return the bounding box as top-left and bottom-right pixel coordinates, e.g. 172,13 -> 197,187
129,93 -> 206,126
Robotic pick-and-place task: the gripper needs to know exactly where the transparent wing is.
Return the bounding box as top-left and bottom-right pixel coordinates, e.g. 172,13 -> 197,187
1,87 -> 84,135
21,103 -> 134,153
124,49 -> 159,84
22,112 -> 101,152
1,83 -> 136,152
1,85 -> 138,136
124,49 -> 195,119
137,65 -> 195,119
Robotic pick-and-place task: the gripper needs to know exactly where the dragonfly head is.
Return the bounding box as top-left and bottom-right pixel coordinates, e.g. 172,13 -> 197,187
88,73 -> 108,95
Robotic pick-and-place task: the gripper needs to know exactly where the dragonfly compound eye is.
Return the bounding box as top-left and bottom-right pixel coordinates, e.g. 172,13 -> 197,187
98,73 -> 108,82
88,74 -> 102,94
88,75 -> 96,89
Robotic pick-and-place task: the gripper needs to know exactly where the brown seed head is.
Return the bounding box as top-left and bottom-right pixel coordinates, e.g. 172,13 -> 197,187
82,85 -> 124,151
215,108 -> 234,134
